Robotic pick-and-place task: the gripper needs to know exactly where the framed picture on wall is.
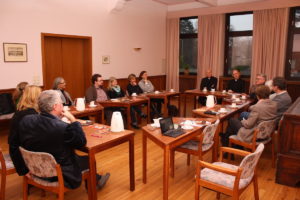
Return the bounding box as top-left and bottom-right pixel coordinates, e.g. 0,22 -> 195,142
3,43 -> 28,62
102,55 -> 110,64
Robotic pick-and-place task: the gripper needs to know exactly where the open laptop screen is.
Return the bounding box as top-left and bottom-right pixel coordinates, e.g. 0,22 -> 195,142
159,117 -> 174,134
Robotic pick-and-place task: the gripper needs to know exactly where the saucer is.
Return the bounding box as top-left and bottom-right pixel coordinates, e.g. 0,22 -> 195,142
229,105 -> 238,108
89,105 -> 97,108
182,125 -> 193,130
218,110 -> 227,113
111,99 -> 119,102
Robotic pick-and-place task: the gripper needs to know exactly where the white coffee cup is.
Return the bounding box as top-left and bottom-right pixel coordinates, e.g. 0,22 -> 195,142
170,89 -> 175,92
232,94 -> 236,99
203,87 -> 207,92
232,102 -> 237,107
63,106 -> 69,111
211,88 -> 215,92
155,90 -> 160,94
90,101 -> 95,106
132,93 -> 137,97
242,95 -> 246,100
222,90 -> 226,93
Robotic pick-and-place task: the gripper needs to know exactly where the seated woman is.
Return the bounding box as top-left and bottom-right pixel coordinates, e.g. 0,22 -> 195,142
12,82 -> 28,107
138,71 -> 162,118
52,77 -> 73,106
127,74 -> 143,96
221,85 -> 277,147
9,85 -> 41,176
107,77 -> 145,129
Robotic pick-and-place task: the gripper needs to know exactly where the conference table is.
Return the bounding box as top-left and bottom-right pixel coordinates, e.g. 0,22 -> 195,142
142,117 -> 213,200
81,124 -> 135,200
145,91 -> 181,117
182,89 -> 230,116
98,96 -> 150,129
69,104 -> 104,123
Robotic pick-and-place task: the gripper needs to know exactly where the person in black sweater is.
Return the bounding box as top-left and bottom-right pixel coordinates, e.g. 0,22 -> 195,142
199,69 -> 218,105
127,74 -> 143,96
227,69 -> 245,93
107,76 -> 146,129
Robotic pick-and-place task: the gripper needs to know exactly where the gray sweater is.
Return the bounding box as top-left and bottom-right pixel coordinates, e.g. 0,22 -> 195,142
138,80 -> 154,93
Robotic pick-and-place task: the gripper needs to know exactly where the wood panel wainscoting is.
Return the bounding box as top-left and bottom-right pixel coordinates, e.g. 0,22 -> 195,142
179,75 -> 197,92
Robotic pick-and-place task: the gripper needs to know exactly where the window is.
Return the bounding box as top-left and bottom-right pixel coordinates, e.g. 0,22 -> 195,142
180,17 -> 198,75
285,7 -> 300,80
224,12 -> 253,76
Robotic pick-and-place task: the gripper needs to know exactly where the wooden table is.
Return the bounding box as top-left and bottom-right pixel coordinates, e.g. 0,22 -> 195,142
145,91 -> 181,117
98,96 -> 150,129
69,104 -> 104,123
183,89 -> 230,117
81,124 -> 135,200
142,117 -> 208,200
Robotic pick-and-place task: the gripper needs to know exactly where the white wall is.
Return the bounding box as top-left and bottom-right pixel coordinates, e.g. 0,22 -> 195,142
0,0 -> 167,89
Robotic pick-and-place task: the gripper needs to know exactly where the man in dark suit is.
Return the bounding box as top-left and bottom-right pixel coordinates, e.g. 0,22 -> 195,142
19,90 -> 110,189
198,69 -> 218,105
200,69 -> 218,91
227,69 -> 245,93
271,77 -> 292,120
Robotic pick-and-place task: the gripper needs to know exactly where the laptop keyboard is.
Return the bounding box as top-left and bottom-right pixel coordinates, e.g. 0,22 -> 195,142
163,128 -> 185,138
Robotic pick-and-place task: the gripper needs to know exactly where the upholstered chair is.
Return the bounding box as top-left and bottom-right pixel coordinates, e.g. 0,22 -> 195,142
19,147 -> 91,200
170,120 -> 220,177
195,143 -> 264,200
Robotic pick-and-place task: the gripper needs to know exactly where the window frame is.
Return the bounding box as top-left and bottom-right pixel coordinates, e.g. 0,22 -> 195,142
179,16 -> 198,75
224,11 -> 253,77
285,6 -> 300,81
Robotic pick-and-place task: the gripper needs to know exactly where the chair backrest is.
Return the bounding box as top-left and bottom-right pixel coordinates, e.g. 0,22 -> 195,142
19,147 -> 58,178
202,120 -> 220,145
256,119 -> 276,140
239,143 -> 264,179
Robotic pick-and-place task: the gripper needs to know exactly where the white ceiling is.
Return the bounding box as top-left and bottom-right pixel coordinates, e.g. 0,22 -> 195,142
152,0 -> 265,6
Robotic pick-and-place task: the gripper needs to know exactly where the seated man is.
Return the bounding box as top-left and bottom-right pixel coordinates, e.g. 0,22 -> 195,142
221,85 -> 277,147
19,90 -> 110,189
85,74 -> 113,124
198,69 -> 218,105
271,77 -> 292,120
227,69 -> 245,93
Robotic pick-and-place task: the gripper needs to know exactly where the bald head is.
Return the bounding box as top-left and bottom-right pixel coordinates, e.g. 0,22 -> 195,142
206,69 -> 212,78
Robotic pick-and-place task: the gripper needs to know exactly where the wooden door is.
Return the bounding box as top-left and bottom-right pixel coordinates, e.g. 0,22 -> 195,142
42,33 -> 92,99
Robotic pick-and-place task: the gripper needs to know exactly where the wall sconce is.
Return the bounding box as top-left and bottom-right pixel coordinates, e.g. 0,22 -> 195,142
133,47 -> 141,51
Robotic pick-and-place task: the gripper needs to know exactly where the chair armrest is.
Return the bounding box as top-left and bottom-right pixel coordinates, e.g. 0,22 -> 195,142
198,160 -> 239,176
220,147 -> 251,157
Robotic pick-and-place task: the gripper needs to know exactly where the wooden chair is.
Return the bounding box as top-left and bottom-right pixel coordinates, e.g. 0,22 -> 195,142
195,143 -> 265,200
229,119 -> 277,167
0,148 -> 16,200
170,120 -> 220,177
19,147 -> 91,200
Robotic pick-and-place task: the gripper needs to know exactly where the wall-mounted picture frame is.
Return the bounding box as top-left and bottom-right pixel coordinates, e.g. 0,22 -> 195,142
3,43 -> 28,62
102,55 -> 110,64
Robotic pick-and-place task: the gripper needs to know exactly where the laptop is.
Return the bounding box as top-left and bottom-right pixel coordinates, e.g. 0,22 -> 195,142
159,117 -> 185,138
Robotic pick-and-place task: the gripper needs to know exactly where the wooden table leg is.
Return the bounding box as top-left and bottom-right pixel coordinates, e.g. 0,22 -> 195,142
101,110 -> 104,124
163,146 -> 170,200
88,150 -> 97,200
127,106 -> 131,129
184,94 -> 187,117
147,99 -> 150,123
129,136 -> 135,191
163,97 -> 168,118
142,132 -> 147,184
178,94 -> 181,117
194,96 -> 197,109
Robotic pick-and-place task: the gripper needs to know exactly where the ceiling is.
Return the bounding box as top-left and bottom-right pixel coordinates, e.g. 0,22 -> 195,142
152,0 -> 265,7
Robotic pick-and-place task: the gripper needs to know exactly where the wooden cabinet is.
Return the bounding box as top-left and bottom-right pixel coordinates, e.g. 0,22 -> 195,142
276,97 -> 300,186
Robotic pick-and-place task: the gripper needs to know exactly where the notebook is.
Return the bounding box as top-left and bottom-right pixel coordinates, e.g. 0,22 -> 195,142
159,117 -> 185,138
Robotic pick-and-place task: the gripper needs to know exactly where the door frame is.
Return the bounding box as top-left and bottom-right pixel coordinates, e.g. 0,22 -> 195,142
41,33 -> 92,93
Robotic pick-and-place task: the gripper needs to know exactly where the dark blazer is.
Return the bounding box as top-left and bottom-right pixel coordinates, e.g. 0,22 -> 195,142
85,85 -> 97,103
227,79 -> 245,93
200,76 -> 218,90
19,112 -> 87,189
9,108 -> 38,176
127,84 -> 143,96
272,91 -> 292,119
107,88 -> 125,99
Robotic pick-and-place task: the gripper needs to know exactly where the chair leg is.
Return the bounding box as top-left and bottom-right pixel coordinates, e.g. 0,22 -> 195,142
187,154 -> 191,166
23,177 -> 28,200
170,150 -> 175,178
216,192 -> 221,199
194,181 -> 200,200
253,176 -> 259,200
0,170 -> 6,200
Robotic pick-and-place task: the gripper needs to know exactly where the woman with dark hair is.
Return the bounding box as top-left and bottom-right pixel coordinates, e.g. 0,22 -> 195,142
12,82 -> 28,106
52,77 -> 73,106
138,71 -> 162,118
